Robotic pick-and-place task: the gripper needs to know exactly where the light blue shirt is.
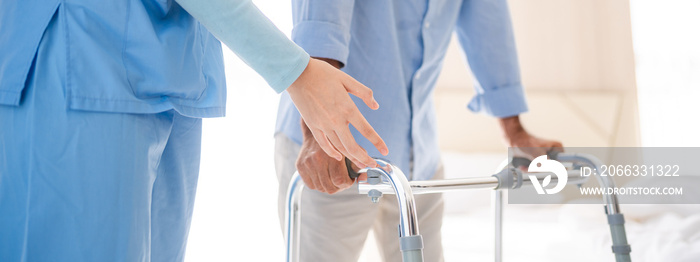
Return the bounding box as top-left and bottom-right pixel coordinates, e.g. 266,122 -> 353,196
276,0 -> 528,180
0,0 -> 309,118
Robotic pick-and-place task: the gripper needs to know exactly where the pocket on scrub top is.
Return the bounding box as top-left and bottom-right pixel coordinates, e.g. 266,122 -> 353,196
122,1 -> 208,101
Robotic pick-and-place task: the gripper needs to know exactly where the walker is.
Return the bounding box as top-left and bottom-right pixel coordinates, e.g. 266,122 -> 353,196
284,152 -> 632,262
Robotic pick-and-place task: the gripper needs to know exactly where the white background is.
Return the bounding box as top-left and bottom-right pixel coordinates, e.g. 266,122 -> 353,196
184,1 -> 289,261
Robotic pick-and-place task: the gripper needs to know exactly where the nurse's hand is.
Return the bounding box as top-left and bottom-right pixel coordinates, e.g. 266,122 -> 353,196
287,58 -> 388,168
295,119 -> 355,194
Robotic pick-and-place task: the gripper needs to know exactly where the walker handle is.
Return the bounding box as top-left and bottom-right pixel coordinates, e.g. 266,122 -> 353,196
345,158 -> 361,179
511,150 -> 561,168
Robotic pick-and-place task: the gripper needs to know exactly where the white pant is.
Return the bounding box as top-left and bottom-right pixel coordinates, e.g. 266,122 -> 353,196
275,134 -> 445,262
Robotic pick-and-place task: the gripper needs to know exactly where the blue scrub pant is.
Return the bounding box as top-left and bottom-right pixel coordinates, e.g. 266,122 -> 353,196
0,11 -> 202,262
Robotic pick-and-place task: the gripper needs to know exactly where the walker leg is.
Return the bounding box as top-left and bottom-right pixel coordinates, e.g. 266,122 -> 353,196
363,161 -> 425,262
606,205 -> 632,262
285,173 -> 304,262
286,160 -> 425,262
401,249 -> 425,262
557,154 -> 632,262
493,190 -> 503,262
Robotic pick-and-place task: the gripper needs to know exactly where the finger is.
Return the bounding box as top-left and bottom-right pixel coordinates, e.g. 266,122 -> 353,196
296,163 -> 317,190
324,131 -> 363,167
343,77 -> 379,110
327,131 -> 367,168
330,159 -> 353,189
298,159 -> 325,192
358,173 -> 367,181
536,140 -> 563,155
349,112 -> 388,156
309,128 -> 343,161
307,169 -> 327,193
334,129 -> 376,168
299,172 -> 316,190
532,147 -> 549,157
294,160 -> 312,189
303,154 -> 332,193
326,131 -> 357,165
551,141 -> 564,150
319,168 -> 339,194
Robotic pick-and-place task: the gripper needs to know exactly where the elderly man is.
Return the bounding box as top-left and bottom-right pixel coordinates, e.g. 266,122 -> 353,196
274,0 -> 562,261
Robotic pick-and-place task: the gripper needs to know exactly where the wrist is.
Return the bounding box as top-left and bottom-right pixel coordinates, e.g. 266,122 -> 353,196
312,57 -> 342,69
300,118 -> 315,142
499,115 -> 526,141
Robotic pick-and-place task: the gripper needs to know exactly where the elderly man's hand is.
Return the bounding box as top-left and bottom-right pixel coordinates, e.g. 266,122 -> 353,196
295,119 -> 356,194
287,58 -> 388,168
499,115 -> 563,159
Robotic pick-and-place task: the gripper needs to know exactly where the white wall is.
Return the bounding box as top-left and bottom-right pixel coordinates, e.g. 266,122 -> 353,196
434,0 -> 642,154
630,0 -> 700,147
185,1 -> 290,261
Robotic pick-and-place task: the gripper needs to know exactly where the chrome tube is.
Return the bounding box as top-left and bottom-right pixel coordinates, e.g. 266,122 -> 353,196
357,160 -> 421,238
411,177 -> 500,192
359,176 -> 499,195
555,153 -> 631,262
285,172 -> 304,262
285,160 -> 423,262
358,170 -> 583,195
556,153 -> 620,214
518,170 -> 587,188
493,190 -> 503,262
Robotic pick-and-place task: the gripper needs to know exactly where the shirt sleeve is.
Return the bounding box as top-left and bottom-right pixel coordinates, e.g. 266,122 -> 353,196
290,0 -> 356,68
175,0 -> 310,93
455,0 -> 528,118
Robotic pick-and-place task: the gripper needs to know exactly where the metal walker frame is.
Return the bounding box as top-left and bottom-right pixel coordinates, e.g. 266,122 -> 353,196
285,153 -> 631,262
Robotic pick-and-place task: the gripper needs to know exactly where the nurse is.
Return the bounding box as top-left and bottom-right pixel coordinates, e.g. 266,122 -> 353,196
0,0 -> 386,261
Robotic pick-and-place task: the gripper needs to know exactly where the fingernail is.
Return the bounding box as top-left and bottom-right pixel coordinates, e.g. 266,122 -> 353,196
381,148 -> 389,155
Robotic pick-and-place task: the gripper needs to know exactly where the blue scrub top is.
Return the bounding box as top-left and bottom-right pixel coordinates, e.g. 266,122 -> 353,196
0,0 -> 310,118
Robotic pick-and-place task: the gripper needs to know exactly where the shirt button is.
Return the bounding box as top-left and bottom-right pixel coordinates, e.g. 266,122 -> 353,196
424,22 -> 431,29
415,72 -> 422,79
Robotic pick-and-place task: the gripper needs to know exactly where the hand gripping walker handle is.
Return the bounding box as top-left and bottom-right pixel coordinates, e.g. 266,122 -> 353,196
511,150 -> 561,168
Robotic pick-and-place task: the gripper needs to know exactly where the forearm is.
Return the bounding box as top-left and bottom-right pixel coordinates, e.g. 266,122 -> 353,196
498,115 -> 525,138
175,0 -> 309,93
456,0 -> 528,117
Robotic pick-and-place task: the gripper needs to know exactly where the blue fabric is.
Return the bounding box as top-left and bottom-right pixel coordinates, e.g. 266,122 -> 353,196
276,0 -> 529,180
0,0 -> 310,118
175,0 -> 310,93
0,12 -> 202,262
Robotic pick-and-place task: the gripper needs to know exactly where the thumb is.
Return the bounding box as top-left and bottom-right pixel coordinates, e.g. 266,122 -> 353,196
331,160 -> 353,188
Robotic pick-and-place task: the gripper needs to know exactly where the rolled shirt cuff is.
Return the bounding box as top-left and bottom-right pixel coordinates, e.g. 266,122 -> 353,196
467,83 -> 528,118
292,20 -> 351,67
